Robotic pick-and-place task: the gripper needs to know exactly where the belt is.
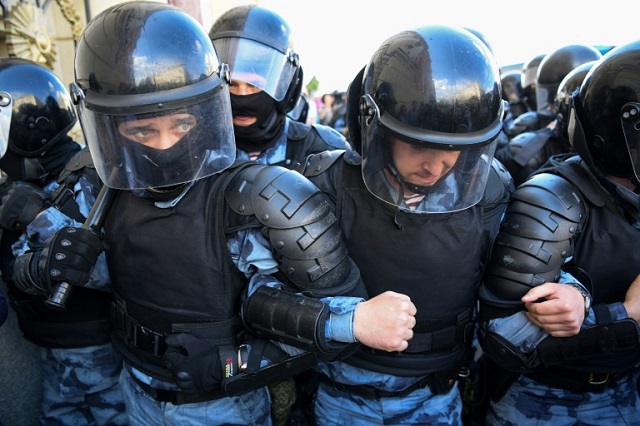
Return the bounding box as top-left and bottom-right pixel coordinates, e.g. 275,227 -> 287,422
130,373 -> 227,405
526,367 -> 629,393
318,370 -> 458,399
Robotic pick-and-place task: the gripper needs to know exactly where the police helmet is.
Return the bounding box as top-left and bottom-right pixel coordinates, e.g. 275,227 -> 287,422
554,61 -> 596,140
209,5 -> 302,114
72,1 -> 235,190
521,53 -> 546,110
568,40 -> 640,180
535,44 -> 602,117
0,57 -> 76,159
350,25 -> 504,214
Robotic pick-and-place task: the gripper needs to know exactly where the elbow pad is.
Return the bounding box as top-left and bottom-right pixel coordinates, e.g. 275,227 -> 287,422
226,164 -> 353,294
482,173 -> 586,304
242,286 -> 357,361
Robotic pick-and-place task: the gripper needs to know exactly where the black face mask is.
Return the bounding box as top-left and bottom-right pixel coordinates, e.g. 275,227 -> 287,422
126,136 -> 202,188
230,92 -> 285,152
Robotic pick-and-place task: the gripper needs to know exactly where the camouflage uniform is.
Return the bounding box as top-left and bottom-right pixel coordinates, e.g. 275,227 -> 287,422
11,178 -> 127,426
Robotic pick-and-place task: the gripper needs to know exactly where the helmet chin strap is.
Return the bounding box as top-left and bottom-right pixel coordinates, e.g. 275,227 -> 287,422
385,162 -> 434,196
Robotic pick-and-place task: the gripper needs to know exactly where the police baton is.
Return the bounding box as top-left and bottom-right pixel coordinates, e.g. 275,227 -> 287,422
44,185 -> 117,310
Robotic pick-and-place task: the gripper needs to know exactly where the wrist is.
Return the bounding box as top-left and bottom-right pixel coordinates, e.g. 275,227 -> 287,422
566,282 -> 592,319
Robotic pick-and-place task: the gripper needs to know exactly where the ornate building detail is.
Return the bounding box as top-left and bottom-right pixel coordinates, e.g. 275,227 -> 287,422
1,2 -> 56,68
55,0 -> 83,42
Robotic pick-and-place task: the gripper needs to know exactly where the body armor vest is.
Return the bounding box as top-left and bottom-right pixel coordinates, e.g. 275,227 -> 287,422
335,164 -> 485,376
105,163 -> 251,380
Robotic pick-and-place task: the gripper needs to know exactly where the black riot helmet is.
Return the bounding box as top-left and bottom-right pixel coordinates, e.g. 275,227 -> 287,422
0,57 -> 76,158
554,61 -> 596,140
350,25 -> 504,214
568,40 -> 640,180
535,44 -> 602,118
521,53 -> 545,110
72,1 -> 235,190
209,5 -> 302,114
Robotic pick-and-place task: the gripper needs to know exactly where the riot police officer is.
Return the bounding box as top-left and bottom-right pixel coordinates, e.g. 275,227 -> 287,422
10,3 -> 408,424
504,45 -> 601,141
478,39 -> 640,425
209,5 -> 349,169
0,58 -> 127,425
294,25 -> 513,424
495,60 -> 598,186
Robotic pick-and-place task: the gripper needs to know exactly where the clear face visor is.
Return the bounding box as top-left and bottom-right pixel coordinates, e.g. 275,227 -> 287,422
213,37 -> 297,101
620,102 -> 640,181
77,87 -> 235,190
0,92 -> 11,158
361,109 -> 497,214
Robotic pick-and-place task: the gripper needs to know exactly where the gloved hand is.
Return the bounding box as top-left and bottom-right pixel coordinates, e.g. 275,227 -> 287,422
37,227 -> 103,291
0,181 -> 50,230
163,333 -> 222,396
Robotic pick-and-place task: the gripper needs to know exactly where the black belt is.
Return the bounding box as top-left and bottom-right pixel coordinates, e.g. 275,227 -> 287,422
129,372 -> 228,405
318,369 -> 459,399
526,367 -> 629,393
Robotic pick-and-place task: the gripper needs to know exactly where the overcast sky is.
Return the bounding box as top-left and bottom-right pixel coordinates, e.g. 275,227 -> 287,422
259,0 -> 634,95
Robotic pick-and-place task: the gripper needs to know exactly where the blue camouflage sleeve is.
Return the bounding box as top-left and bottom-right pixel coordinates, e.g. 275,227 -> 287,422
227,227 -> 361,343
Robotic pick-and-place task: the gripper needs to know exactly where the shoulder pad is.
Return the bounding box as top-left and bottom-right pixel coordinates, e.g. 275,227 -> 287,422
506,111 -> 540,137
286,120 -> 312,141
225,163 -> 267,217
511,111 -> 539,129
483,172 -> 586,301
297,150 -> 345,177
226,164 -> 329,229
490,158 -> 515,193
548,158 -> 606,208
480,158 -> 514,207
57,147 -> 96,184
511,172 -> 586,224
510,129 -> 554,168
311,124 -> 349,149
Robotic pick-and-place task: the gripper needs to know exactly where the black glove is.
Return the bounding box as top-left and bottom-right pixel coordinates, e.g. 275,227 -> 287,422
0,181 -> 50,230
37,227 -> 102,291
163,333 -> 222,396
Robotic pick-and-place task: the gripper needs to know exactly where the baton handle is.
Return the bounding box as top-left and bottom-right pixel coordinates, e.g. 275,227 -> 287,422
44,185 -> 117,310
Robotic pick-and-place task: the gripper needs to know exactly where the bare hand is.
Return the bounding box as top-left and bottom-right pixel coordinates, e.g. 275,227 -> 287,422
521,282 -> 584,337
353,291 -> 416,352
623,274 -> 640,323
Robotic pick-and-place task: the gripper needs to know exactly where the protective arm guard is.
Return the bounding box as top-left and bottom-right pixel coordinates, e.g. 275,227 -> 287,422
226,164 -> 356,296
480,318 -> 640,373
481,172 -> 586,308
242,286 -> 358,360
536,318 -> 640,368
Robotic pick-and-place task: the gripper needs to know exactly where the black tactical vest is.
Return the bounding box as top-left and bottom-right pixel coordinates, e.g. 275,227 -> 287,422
105,163 -> 252,380
335,164 -> 486,376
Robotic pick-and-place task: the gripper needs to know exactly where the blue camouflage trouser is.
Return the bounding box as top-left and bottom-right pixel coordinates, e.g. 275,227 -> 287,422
486,371 -> 640,425
40,344 -> 128,426
118,368 -> 273,425
314,380 -> 463,425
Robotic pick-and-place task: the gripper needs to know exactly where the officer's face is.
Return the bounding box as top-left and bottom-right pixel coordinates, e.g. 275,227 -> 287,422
228,74 -> 266,127
117,113 -> 197,150
390,139 -> 460,190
